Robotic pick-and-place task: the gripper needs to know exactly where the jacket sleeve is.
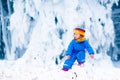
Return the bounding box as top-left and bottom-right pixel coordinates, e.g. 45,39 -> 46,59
66,40 -> 74,56
84,40 -> 94,55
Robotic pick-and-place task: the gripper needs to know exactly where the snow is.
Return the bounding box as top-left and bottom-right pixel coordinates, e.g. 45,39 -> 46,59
1,0 -> 120,80
0,59 -> 120,80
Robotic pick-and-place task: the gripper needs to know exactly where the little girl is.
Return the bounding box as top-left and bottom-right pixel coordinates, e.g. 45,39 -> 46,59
62,28 -> 94,71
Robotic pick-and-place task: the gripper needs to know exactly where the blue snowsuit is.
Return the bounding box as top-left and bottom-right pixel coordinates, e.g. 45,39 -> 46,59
63,39 -> 94,70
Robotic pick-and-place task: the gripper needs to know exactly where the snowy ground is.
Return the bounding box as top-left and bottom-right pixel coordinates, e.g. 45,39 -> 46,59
0,60 -> 120,80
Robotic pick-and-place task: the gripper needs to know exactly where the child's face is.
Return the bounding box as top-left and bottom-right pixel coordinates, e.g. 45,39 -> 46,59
74,33 -> 82,40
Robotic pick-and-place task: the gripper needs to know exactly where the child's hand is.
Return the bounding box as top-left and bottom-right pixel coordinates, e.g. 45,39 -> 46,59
66,55 -> 70,59
90,54 -> 94,59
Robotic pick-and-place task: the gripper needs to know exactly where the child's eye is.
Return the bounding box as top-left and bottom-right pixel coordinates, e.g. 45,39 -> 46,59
80,35 -> 84,37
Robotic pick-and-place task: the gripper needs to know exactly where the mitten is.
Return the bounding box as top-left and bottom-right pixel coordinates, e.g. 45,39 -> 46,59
90,54 -> 94,59
66,55 -> 70,59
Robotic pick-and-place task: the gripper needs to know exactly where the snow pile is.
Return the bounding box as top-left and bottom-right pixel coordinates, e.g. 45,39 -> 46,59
0,61 -> 120,80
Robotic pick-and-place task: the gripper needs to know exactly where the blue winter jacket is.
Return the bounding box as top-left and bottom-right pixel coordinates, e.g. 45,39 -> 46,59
66,39 -> 94,56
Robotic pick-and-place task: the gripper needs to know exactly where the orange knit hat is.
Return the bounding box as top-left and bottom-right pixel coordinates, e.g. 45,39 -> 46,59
74,28 -> 85,37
